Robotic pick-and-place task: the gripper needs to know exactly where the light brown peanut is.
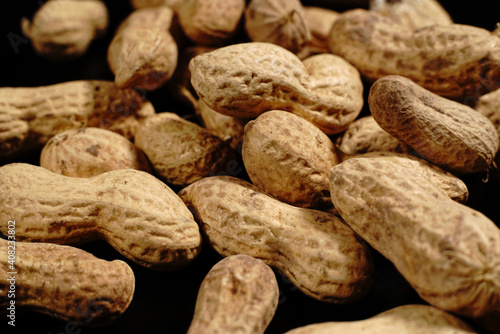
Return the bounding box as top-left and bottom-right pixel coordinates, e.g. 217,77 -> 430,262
242,110 -> 339,209
475,87 -> 500,141
298,7 -> 339,58
40,127 -> 152,177
0,163 -> 202,270
284,304 -> 476,334
368,75 -> 499,174
134,112 -> 237,187
107,6 -> 178,90
21,0 -> 108,61
245,0 -> 311,54
328,8 -> 500,100
187,254 -> 279,334
178,176 -> 374,303
130,0 -> 183,11
189,42 -> 364,135
0,80 -> 154,161
0,238 -> 134,326
178,0 -> 245,45
329,157 -> 500,318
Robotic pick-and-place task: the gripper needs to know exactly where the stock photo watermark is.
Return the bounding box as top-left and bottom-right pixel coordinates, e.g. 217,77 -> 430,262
5,219 -> 16,327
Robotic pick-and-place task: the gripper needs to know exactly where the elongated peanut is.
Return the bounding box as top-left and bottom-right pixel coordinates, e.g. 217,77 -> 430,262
245,0 -> 311,54
189,42 -> 364,135
328,8 -> 500,100
329,157 -> 500,317
0,80 -> 154,161
368,75 -> 499,174
284,304 -> 476,334
0,238 -> 134,325
242,110 -> 339,208
107,6 -> 178,90
0,163 -> 202,270
134,112 -> 237,187
40,127 -> 152,177
21,0 -> 108,61
187,254 -> 279,334
178,176 -> 374,303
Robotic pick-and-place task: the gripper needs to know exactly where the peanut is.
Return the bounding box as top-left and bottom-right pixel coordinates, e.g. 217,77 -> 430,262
370,0 -> 452,30
130,0 -> 183,11
40,127 -> 152,177
0,238 -> 134,326
475,87 -> 500,141
329,157 -> 500,318
178,175 -> 374,303
368,75 -> 499,174
178,0 -> 245,45
189,42 -> 364,135
245,0 -> 311,54
298,7 -> 340,58
283,304 -> 475,334
328,8 -> 500,100
134,112 -> 237,187
242,110 -> 339,209
107,6 -> 178,90
21,0 -> 108,61
0,80 -> 154,161
0,163 -> 202,270
187,254 -> 279,334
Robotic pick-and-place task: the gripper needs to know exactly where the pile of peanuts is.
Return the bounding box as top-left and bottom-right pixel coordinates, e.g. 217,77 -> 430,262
1,0 -> 500,333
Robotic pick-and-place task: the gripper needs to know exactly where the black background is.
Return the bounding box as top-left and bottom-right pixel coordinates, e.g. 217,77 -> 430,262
1,1 -> 500,333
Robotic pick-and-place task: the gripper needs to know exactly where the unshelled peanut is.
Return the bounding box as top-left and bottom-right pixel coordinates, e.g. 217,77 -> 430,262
329,157 -> 500,318
179,176 -> 374,303
187,254 -> 279,334
0,163 -> 202,270
0,238 -> 134,325
40,127 -> 152,177
189,42 -> 364,135
368,75 -> 499,174
298,7 -> 339,58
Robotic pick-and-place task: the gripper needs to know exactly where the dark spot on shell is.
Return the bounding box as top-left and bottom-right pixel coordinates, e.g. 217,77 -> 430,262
423,57 -> 453,72
85,144 -> 101,157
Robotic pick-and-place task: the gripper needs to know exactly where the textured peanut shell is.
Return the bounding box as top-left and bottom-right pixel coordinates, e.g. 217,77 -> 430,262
40,127 -> 152,177
21,0 -> 108,61
328,9 -> 500,100
245,0 -> 311,54
0,163 -> 202,270
368,75 -> 499,174
107,6 -> 178,90
336,115 -> 412,159
370,0 -> 452,30
189,42 -> 364,135
348,152 -> 469,203
178,176 -> 374,303
476,88 -> 500,141
0,239 -> 135,326
187,254 -> 279,334
242,110 -> 339,208
178,0 -> 245,45
298,7 -> 339,58
0,80 -> 154,161
134,112 -> 236,187
329,157 -> 500,317
130,0 -> 183,11
284,304 -> 475,334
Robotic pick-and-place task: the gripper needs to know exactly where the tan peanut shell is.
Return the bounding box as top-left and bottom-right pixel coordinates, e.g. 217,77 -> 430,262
245,0 -> 311,54
0,80 -> 154,161
187,254 -> 279,334
134,112 -> 237,187
178,0 -> 245,45
284,304 -> 476,334
336,115 -> 412,159
21,0 -> 108,61
298,7 -> 339,58
189,42 -> 364,135
107,6 -> 178,90
0,239 -> 135,326
328,8 -> 500,100
476,87 -> 500,141
0,163 -> 202,270
368,75 -> 499,174
242,110 -> 339,208
370,0 -> 452,30
329,157 -> 500,318
40,127 -> 152,177
178,176 -> 374,303
130,0 -> 183,11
